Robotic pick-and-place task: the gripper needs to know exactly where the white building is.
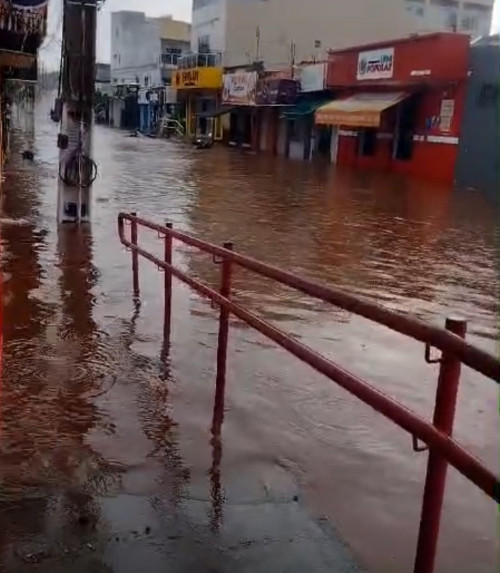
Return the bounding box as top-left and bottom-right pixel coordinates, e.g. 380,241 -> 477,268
190,0 -> 494,70
111,12 -> 191,88
191,0 -> 415,70
405,0 -> 494,37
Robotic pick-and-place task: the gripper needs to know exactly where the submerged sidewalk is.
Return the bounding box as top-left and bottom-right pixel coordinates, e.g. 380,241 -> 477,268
1,487 -> 363,573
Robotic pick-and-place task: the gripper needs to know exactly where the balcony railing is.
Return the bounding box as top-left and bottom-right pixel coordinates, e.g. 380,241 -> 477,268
161,52 -> 181,67
177,51 -> 222,70
0,3 -> 47,39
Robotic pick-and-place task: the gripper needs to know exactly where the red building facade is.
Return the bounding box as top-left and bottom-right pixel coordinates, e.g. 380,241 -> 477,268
323,33 -> 471,185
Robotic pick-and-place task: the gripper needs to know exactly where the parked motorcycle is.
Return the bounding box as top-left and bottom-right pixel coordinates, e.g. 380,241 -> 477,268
193,134 -> 214,150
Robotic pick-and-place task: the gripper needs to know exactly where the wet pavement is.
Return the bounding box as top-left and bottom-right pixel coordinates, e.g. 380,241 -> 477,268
0,95 -> 498,572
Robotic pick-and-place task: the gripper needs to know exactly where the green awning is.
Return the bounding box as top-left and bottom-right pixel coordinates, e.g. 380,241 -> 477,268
281,99 -> 332,120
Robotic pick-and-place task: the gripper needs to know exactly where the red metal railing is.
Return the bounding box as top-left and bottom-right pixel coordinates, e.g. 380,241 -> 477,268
118,212 -> 499,573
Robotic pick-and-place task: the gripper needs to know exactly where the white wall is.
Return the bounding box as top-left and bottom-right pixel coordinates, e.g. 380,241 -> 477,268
189,0 -> 494,70
191,0 -> 228,53
110,11 -> 162,87
223,0 -> 417,69
404,0 -> 493,36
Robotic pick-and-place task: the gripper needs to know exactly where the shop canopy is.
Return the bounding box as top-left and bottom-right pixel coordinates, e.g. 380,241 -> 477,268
280,98 -> 332,120
11,1 -> 48,7
197,106 -> 237,118
315,92 -> 409,128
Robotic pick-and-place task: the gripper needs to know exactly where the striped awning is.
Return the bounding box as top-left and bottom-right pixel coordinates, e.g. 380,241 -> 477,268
315,92 -> 409,128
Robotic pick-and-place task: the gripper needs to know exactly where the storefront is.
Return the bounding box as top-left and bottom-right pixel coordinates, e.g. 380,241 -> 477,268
220,72 -> 299,152
318,33 -> 471,185
279,62 -> 333,161
222,71 -> 258,148
174,54 -> 224,140
255,78 -> 298,155
109,83 -> 140,130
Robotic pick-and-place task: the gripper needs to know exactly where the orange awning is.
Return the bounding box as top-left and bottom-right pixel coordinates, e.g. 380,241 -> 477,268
315,92 -> 408,128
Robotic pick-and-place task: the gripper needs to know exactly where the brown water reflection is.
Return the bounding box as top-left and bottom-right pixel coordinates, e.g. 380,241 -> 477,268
0,97 -> 498,572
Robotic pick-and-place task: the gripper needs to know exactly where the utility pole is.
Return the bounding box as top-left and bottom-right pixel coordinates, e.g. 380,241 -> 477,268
255,26 -> 261,62
56,0 -> 99,223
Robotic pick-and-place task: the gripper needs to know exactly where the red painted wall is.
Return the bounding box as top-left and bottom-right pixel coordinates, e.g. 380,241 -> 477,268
336,83 -> 466,185
327,33 -> 470,88
391,141 -> 458,184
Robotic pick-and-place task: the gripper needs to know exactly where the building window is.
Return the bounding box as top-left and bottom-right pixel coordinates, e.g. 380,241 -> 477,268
358,129 -> 377,157
430,0 -> 459,31
162,48 -> 182,66
193,0 -> 219,9
461,15 -> 478,31
406,0 -> 425,17
478,83 -> 500,107
198,35 -> 211,53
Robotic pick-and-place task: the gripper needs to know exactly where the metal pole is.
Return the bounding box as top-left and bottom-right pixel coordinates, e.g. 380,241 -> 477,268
413,316 -> 467,573
164,222 -> 173,345
130,212 -> 139,298
57,0 -> 97,223
212,242 -> 233,437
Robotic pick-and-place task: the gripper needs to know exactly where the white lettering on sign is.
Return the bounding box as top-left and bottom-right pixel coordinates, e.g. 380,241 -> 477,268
357,47 -> 394,81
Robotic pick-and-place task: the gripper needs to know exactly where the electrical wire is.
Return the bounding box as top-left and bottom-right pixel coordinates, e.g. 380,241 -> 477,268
58,145 -> 97,188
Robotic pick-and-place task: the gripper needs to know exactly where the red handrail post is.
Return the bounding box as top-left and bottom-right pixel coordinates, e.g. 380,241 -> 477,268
212,242 -> 233,437
413,316 -> 467,573
130,212 -> 140,298
164,222 -> 173,345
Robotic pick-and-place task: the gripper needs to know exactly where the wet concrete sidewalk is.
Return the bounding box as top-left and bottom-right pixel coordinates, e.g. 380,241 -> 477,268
1,477 -> 362,573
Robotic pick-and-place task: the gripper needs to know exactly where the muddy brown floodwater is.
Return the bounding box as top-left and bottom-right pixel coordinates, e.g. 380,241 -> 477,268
0,95 -> 498,573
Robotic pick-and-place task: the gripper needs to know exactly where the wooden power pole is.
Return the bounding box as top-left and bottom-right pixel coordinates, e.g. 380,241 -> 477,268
57,0 -> 99,223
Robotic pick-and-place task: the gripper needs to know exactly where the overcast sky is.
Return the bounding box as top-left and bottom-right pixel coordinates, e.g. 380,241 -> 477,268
40,0 -> 499,71
41,0 -> 192,70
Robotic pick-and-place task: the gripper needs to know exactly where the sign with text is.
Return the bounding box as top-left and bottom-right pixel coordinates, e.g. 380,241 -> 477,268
357,47 -> 394,81
222,72 -> 258,105
174,67 -> 222,90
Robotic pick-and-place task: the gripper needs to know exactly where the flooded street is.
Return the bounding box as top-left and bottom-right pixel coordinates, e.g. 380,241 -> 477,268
0,95 -> 498,572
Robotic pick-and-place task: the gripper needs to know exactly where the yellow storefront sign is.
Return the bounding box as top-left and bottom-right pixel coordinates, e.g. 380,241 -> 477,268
174,67 -> 223,90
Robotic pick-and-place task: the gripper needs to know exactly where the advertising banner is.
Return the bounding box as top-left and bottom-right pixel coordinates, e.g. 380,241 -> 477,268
174,67 -> 222,89
256,79 -> 298,105
222,71 -> 258,105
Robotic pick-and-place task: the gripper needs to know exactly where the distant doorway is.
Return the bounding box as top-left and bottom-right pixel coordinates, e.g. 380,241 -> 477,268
316,125 -> 332,159
316,125 -> 338,162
